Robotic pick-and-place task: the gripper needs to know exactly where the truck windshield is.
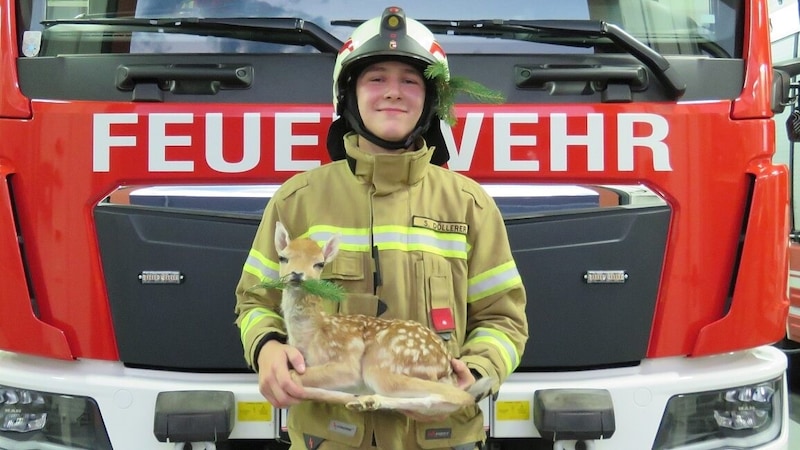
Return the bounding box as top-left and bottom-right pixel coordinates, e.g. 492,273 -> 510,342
23,0 -> 741,58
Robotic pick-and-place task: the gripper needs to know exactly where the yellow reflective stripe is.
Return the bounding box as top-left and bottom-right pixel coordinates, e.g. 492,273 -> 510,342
467,261 -> 522,303
308,226 -> 371,252
306,225 -> 468,258
240,307 -> 283,345
466,327 -> 520,376
374,225 -> 468,259
244,248 -> 279,281
373,224 -> 466,244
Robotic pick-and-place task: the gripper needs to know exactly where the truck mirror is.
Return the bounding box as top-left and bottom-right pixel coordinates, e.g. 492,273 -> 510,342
772,69 -> 793,114
787,108 -> 800,143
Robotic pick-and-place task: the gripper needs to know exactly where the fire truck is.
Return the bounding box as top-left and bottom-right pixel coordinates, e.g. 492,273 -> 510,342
0,0 -> 791,449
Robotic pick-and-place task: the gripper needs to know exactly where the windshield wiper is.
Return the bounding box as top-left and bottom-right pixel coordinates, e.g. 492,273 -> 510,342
41,17 -> 343,53
333,18 -> 686,99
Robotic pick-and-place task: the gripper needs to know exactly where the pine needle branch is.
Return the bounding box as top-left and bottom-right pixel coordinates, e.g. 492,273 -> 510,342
248,278 -> 347,303
424,60 -> 506,127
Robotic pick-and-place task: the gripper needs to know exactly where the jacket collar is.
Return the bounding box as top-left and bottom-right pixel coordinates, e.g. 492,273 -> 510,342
343,132 -> 433,194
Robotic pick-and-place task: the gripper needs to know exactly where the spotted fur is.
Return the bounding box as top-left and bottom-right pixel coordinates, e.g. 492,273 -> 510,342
274,221 -> 493,415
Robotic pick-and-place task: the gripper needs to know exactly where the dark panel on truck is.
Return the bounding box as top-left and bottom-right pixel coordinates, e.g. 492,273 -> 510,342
94,204 -> 257,370
507,206 -> 670,369
95,202 -> 669,371
18,53 -> 744,104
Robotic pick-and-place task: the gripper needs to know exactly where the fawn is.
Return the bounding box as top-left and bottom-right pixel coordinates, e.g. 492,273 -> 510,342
272,221 -> 493,416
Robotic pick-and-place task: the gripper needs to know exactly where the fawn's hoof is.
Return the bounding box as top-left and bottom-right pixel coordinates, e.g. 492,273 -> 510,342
346,396 -> 379,412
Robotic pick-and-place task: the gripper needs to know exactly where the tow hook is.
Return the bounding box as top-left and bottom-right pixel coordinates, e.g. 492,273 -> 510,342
153,391 -> 235,448
533,389 -> 615,450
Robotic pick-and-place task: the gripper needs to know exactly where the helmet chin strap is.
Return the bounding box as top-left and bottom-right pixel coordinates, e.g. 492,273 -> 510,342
342,106 -> 425,151
341,85 -> 435,151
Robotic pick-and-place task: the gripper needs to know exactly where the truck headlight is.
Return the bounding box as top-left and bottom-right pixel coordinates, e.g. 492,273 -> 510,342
652,377 -> 782,449
0,385 -> 112,449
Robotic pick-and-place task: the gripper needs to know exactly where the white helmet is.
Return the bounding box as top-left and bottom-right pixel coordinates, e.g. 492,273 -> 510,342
326,6 -> 450,164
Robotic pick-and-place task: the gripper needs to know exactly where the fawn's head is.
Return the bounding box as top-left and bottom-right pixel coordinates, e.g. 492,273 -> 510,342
274,221 -> 339,287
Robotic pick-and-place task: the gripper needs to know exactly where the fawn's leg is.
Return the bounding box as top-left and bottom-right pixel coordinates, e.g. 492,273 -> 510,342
346,368 -> 475,414
291,360 -> 363,406
294,360 -> 362,391
364,368 -> 474,402
300,387 -> 358,405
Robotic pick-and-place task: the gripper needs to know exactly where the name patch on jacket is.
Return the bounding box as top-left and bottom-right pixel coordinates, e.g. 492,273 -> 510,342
412,216 -> 468,235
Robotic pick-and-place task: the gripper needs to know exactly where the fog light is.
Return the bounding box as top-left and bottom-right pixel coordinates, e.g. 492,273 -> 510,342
0,385 -> 111,449
712,384 -> 774,430
1,388 -> 46,432
652,377 -> 782,449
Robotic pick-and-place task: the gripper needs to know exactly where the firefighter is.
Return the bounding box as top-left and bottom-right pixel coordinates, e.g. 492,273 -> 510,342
235,6 -> 528,449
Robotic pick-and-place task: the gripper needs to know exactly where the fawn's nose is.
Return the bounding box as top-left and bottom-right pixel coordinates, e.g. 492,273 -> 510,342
288,271 -> 304,283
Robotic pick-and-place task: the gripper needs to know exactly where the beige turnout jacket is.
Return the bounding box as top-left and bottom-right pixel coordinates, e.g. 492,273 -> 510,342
235,133 -> 528,449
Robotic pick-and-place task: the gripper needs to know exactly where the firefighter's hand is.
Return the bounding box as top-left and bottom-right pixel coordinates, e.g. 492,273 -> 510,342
451,358 -> 477,390
256,340 -> 306,408
401,359 -> 478,423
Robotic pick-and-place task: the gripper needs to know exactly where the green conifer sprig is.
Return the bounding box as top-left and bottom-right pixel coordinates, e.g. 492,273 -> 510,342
424,60 -> 506,127
249,278 -> 347,303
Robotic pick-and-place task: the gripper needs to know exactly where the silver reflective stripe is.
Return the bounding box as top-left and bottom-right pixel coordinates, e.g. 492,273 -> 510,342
244,249 -> 278,281
308,225 -> 468,258
374,231 -> 468,257
467,327 -> 520,375
308,230 -> 370,250
240,307 -> 283,345
468,262 -> 522,303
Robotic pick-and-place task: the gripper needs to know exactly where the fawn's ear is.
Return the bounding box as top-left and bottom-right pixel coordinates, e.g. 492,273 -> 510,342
322,234 -> 340,263
274,221 -> 291,253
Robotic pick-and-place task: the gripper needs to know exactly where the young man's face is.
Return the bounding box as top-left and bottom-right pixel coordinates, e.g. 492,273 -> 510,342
356,60 -> 426,147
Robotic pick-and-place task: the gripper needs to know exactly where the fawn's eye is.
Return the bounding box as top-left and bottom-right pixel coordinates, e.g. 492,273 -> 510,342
314,262 -> 325,270
278,256 -> 288,263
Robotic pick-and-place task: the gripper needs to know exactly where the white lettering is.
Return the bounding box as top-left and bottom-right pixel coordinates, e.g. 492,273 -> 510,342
91,110 -> 673,175
550,113 -> 605,171
149,113 -> 193,172
206,113 -> 261,173
494,113 -> 540,171
618,113 -> 672,171
445,114 -> 483,171
93,113 -> 138,172
275,112 -> 321,171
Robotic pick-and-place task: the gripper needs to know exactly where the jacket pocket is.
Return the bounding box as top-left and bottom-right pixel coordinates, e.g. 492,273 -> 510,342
323,250 -> 368,315
418,253 -> 461,357
326,250 -> 364,281
414,404 -> 485,449
339,292 -> 380,317
287,402 -> 365,448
